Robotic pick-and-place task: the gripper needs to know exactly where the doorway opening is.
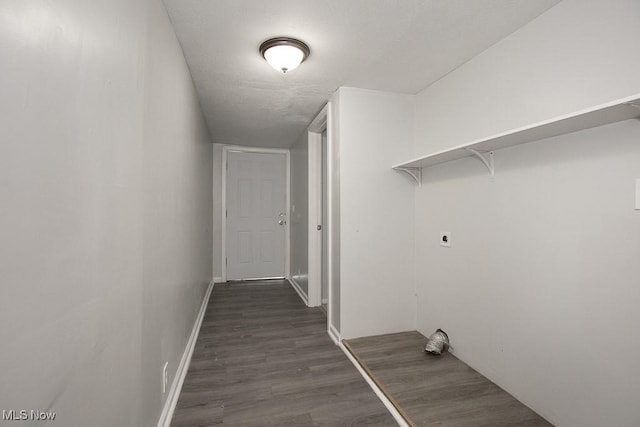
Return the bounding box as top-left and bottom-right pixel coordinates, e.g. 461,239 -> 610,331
308,103 -> 340,342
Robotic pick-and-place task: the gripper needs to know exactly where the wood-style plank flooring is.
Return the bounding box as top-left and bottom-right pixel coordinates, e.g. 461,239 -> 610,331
344,331 -> 552,427
171,280 -> 395,426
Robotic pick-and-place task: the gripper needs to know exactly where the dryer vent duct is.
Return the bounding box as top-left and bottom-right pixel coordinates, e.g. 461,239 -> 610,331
425,329 -> 449,355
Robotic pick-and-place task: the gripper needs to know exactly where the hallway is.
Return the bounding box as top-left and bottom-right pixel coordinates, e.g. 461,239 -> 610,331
3,2 -> 639,425
171,280 -> 394,426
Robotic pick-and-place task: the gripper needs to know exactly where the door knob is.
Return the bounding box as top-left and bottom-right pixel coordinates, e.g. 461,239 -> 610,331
278,219 -> 286,226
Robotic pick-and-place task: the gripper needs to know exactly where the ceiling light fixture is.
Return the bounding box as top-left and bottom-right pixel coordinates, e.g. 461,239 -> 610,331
259,37 -> 310,74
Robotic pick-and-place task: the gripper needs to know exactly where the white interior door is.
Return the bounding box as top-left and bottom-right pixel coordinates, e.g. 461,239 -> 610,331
226,150 -> 287,280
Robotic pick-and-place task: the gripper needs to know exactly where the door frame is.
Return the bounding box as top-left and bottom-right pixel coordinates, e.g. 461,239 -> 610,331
307,103 -> 339,341
307,106 -> 326,307
221,145 -> 291,282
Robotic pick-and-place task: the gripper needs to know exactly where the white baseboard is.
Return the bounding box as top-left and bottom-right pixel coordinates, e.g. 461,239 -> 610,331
328,324 -> 340,345
157,279 -> 214,427
288,277 -> 309,305
338,341 -> 409,427
213,276 -> 223,283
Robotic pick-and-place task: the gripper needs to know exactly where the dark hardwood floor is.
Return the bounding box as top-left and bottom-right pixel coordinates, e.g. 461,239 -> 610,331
344,331 -> 553,427
171,280 -> 395,426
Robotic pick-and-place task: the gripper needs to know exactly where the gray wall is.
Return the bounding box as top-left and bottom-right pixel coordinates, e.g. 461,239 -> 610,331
0,1 -> 213,425
413,0 -> 640,425
289,132 -> 310,296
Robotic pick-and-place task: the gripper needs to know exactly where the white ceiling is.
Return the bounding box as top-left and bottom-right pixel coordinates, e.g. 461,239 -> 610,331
163,0 -> 560,148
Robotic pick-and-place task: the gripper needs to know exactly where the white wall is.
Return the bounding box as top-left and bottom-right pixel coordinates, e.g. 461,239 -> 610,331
0,1 -> 213,425
413,1 -> 640,425
328,94 -> 342,333
336,87 -> 416,339
289,132 -> 309,296
413,0 -> 640,157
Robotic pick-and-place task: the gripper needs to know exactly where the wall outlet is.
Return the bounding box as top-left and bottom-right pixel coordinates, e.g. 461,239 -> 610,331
440,231 -> 451,247
162,362 -> 168,393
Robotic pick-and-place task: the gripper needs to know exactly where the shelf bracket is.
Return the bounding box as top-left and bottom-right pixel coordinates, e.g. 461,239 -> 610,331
465,148 -> 494,176
394,167 -> 422,186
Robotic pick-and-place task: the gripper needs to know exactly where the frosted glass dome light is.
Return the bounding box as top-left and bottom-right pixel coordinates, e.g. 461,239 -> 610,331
260,37 -> 310,74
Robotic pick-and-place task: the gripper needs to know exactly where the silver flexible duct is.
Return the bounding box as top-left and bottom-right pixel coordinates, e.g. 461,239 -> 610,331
425,329 -> 449,355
